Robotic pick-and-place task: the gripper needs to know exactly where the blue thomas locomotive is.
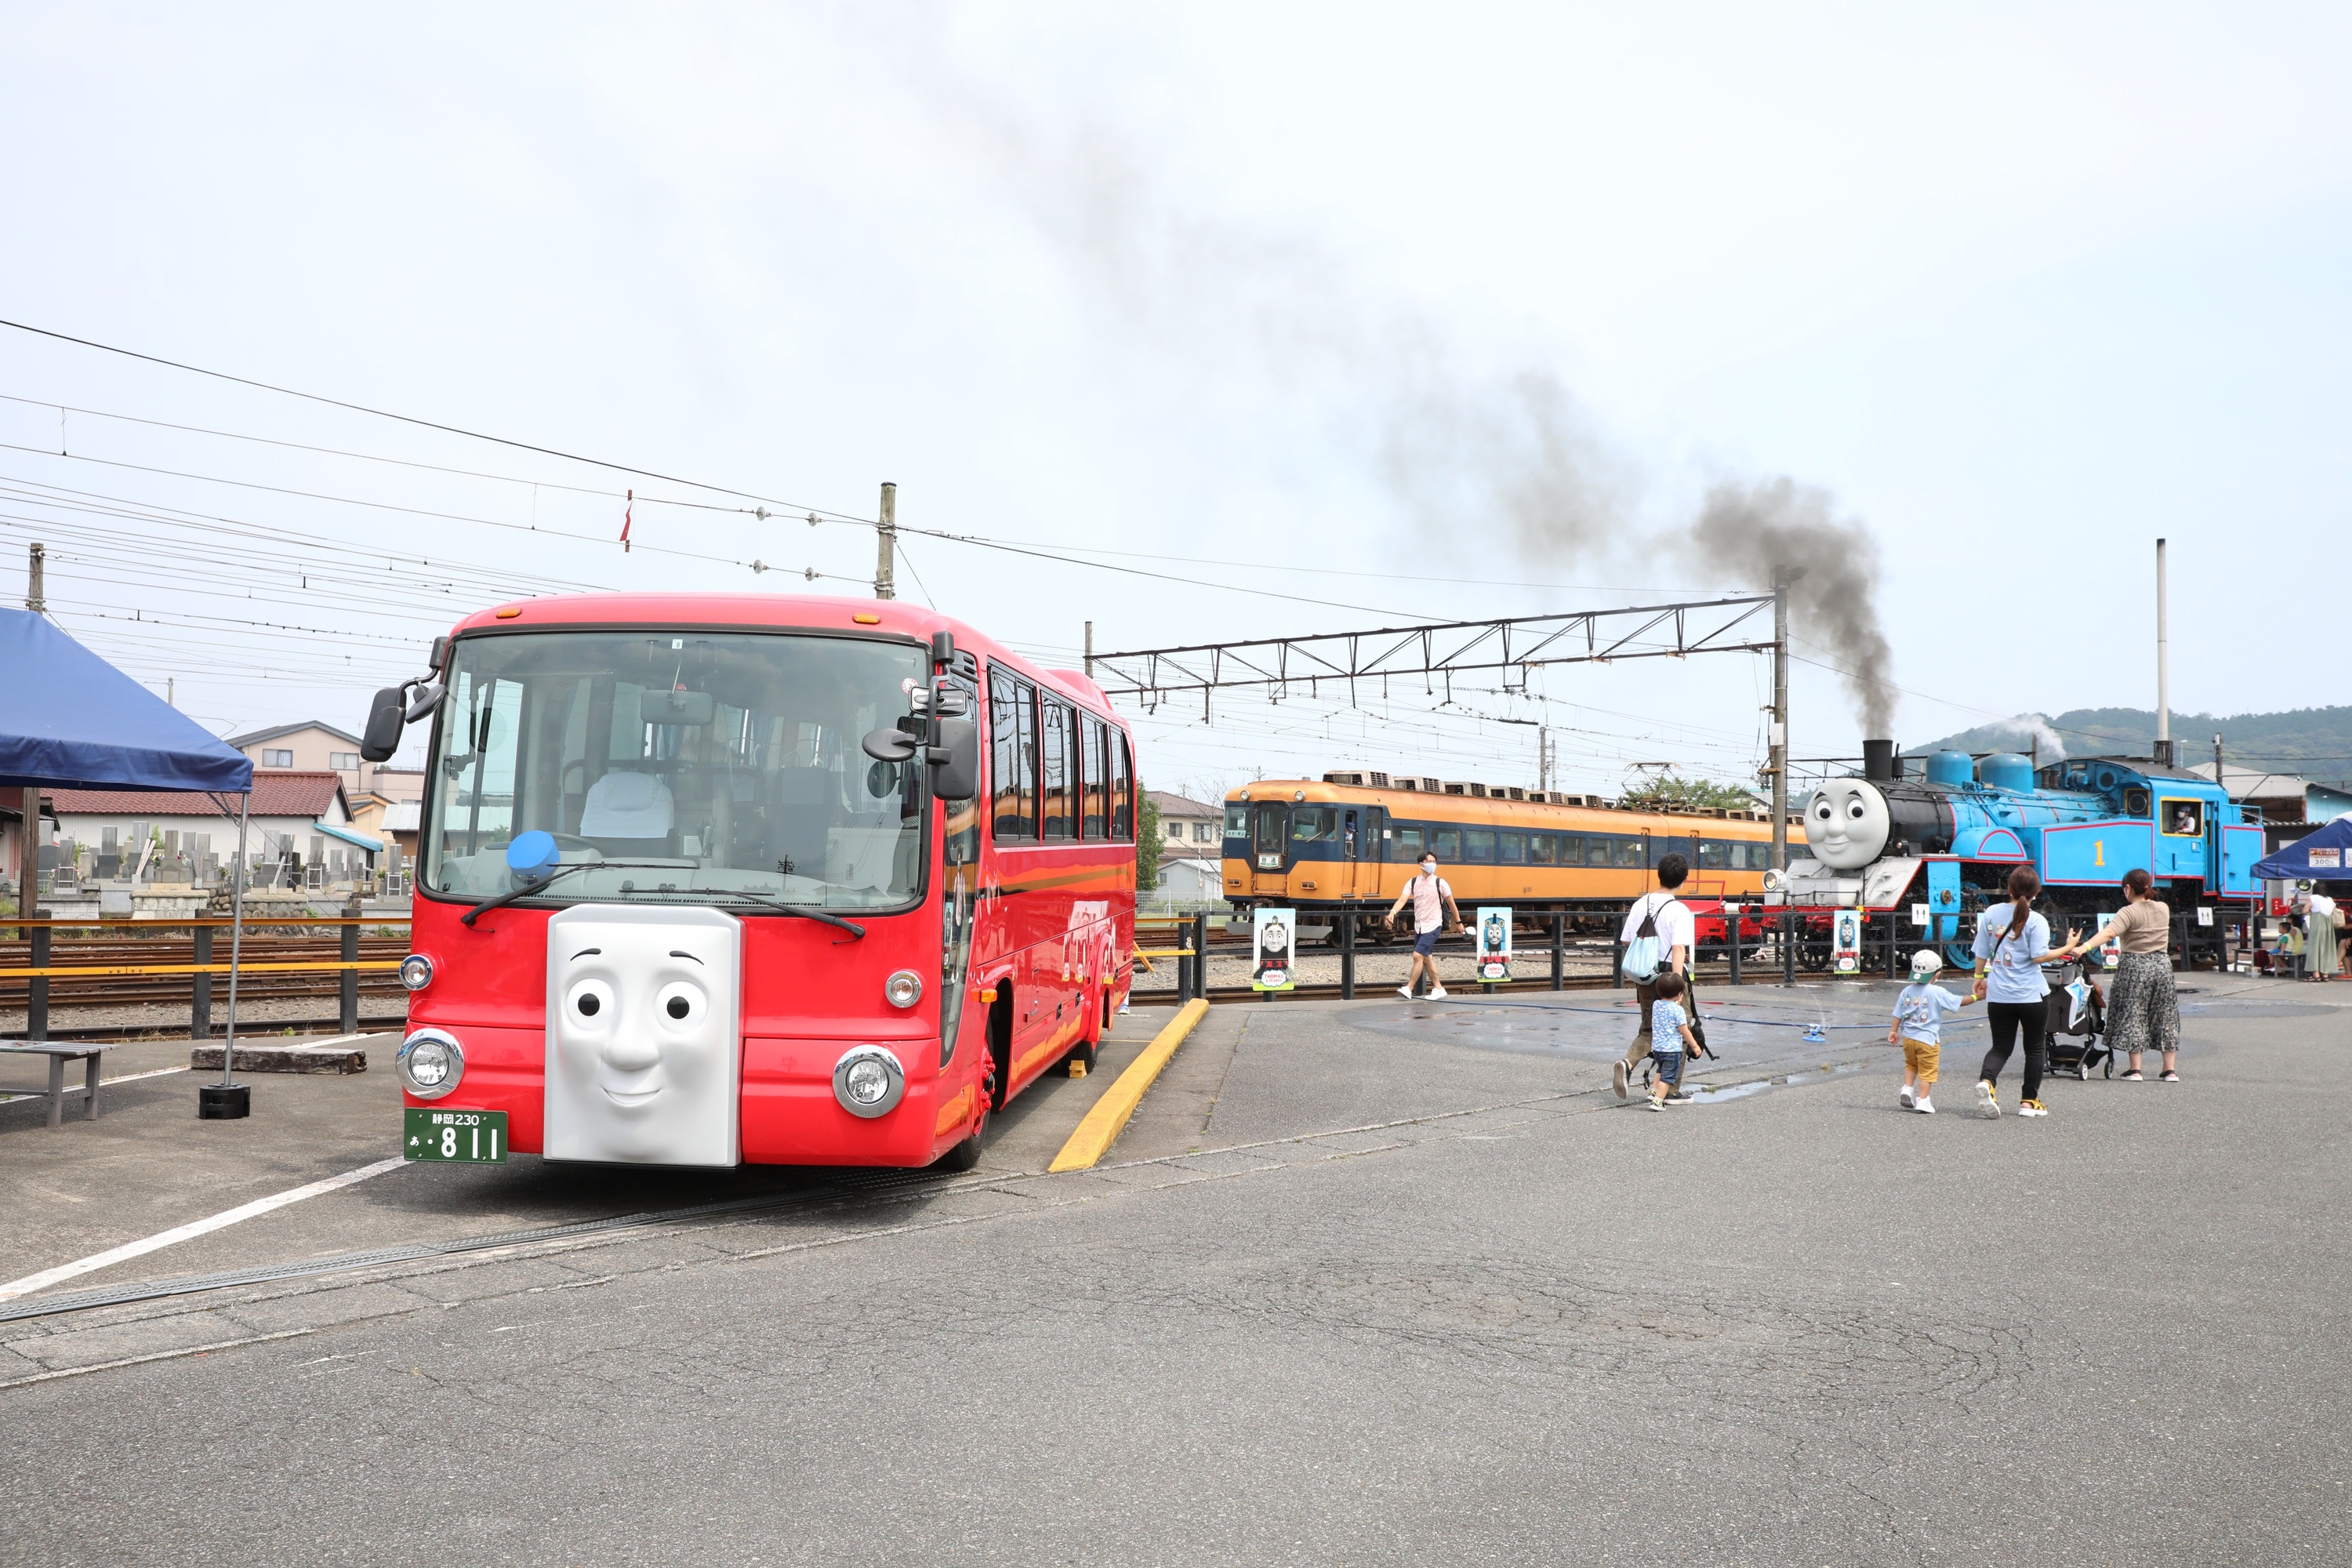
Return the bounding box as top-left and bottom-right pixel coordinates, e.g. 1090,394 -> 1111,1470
1777,739 -> 2264,965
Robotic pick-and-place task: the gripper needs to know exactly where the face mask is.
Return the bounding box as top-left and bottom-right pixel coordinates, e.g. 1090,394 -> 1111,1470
1421,862 -> 1436,874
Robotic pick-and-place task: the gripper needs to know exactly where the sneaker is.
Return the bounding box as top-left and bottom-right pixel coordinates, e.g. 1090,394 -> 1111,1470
2017,1099 -> 2049,1118
1397,985 -> 1414,1000
1899,1085 -> 1916,1110
1664,1087 -> 1696,1103
1915,1097 -> 1936,1114
1976,1080 -> 2000,1119
1612,1060 -> 1629,1101
2120,1069 -> 2143,1082
1646,1098 -> 1664,1112
1428,985 -> 1448,1000
2160,1069 -> 2180,1083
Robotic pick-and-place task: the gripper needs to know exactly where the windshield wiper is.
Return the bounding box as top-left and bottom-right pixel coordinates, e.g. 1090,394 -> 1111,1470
678,885 -> 866,938
459,862 -> 685,927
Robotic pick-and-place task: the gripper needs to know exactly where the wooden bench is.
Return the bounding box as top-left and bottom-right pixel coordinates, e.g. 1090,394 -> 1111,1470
0,1042 -> 119,1128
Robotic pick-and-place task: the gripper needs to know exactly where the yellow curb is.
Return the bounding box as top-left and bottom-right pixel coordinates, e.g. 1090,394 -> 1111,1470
1047,997 -> 1209,1173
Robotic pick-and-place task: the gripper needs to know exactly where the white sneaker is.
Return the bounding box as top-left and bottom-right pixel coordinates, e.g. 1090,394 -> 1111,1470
1976,1080 -> 2000,1119
1396,985 -> 1414,1000
1428,985 -> 1448,1000
1899,1085 -> 1916,1110
1915,1097 -> 1936,1114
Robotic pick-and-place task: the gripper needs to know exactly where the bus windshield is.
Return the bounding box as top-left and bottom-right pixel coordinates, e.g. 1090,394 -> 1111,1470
422,629 -> 930,912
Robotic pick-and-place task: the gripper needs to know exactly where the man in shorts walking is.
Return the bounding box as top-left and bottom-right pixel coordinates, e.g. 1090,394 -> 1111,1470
1386,851 -> 1461,1000
1615,852 -> 1695,1100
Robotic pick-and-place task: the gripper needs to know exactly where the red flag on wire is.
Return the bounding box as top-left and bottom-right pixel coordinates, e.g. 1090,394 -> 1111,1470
621,489 -> 633,552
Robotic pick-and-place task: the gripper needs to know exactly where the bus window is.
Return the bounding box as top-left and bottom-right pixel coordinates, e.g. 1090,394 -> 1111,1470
1223,804 -> 1248,840
1499,831 -> 1527,864
1432,827 -> 1461,860
1292,806 -> 1338,843
1081,714 -> 1108,840
1617,838 -> 1645,869
1529,833 -> 1555,866
1110,730 -> 1133,839
1697,840 -> 1728,869
989,671 -> 1036,843
1394,825 -> 1425,856
1040,699 -> 1073,840
1465,829 -> 1496,862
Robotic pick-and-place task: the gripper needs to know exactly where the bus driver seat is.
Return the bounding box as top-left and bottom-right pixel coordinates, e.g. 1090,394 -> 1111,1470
580,771 -> 677,851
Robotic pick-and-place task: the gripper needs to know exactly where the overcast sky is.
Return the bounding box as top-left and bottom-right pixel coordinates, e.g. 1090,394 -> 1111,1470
2,5 -> 2345,802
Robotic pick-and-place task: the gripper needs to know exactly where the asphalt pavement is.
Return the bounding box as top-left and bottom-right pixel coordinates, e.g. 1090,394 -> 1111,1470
3,976 -> 2347,1565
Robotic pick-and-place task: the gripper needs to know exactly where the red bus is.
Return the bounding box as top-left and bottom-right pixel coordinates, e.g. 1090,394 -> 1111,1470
362,593 -> 1138,1172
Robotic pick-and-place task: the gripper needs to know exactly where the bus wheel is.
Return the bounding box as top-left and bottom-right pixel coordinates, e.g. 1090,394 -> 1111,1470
935,1095 -> 986,1172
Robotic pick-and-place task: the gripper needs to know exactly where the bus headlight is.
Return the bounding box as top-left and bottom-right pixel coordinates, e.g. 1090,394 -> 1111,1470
832,1044 -> 906,1118
399,954 -> 435,992
397,1029 -> 465,1100
884,969 -> 924,1008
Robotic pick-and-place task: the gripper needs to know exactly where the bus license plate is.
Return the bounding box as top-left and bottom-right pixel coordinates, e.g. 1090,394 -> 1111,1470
404,1108 -> 508,1163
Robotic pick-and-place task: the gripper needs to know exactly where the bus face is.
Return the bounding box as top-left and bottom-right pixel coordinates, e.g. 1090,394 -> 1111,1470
397,597 -> 1134,1169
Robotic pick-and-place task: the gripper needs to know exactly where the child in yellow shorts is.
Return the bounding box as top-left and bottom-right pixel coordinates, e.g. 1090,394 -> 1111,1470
1888,949 -> 1975,1114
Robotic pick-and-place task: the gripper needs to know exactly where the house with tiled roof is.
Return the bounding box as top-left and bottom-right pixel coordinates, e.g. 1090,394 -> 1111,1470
46,771 -> 380,890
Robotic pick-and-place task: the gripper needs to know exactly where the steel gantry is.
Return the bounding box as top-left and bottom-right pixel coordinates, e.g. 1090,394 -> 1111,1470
1086,591 -> 1796,868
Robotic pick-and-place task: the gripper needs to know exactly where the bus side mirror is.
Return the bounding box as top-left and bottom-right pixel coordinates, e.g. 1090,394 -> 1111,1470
927,717 -> 979,800
360,687 -> 406,762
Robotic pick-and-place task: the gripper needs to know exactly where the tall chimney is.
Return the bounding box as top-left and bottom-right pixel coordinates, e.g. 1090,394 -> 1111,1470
1863,739 -> 1896,783
2153,538 -> 2171,766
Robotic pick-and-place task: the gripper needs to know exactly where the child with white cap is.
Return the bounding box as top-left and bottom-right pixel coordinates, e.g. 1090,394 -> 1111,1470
1887,949 -> 1976,1114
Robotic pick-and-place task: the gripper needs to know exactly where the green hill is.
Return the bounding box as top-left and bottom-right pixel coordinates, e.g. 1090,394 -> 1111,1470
1911,706 -> 2352,787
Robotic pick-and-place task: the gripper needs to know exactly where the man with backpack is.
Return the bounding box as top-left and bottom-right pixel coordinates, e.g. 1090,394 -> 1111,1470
1385,849 -> 1462,1000
1615,852 -> 1696,1100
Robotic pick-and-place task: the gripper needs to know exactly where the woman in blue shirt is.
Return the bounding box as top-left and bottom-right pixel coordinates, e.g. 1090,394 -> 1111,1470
1970,866 -> 2074,1120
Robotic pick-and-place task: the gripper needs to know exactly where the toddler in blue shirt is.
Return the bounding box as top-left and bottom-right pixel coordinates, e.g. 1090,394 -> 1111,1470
1887,950 -> 1975,1114
1647,971 -> 1698,1112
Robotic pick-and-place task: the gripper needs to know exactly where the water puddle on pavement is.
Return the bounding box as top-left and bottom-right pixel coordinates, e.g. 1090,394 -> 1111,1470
1680,1061 -> 1867,1105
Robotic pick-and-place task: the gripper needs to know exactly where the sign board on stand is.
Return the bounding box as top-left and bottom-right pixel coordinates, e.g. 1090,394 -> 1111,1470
1475,906 -> 1512,983
1832,909 -> 1864,975
1252,906 -> 1297,992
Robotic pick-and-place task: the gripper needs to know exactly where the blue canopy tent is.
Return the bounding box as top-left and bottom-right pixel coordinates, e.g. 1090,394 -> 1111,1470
0,608 -> 260,1116
2251,815 -> 2352,884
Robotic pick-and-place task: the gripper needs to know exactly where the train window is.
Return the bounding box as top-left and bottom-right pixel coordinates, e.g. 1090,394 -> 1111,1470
1110,730 -> 1134,840
1555,834 -> 1581,866
1499,831 -> 1527,864
1616,838 -> 1646,869
1465,829 -> 1496,862
1726,842 -> 1750,870
1292,806 -> 1338,842
1529,833 -> 1555,866
1395,825 -> 1425,855
1080,714 -> 1108,840
1224,804 -> 1248,840
2161,799 -> 2205,837
1432,827 -> 1461,860
1582,836 -> 1610,867
989,670 -> 1036,843
1697,840 -> 1728,869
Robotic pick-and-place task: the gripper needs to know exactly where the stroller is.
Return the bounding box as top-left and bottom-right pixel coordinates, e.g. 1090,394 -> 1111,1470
2043,956 -> 2113,1080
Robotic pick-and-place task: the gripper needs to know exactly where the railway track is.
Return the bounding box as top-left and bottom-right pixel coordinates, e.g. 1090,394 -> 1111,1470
0,937 -> 409,1007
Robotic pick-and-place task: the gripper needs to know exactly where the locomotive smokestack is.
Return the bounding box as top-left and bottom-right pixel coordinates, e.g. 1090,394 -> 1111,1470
1864,739 -> 1896,782
2154,537 -> 2172,767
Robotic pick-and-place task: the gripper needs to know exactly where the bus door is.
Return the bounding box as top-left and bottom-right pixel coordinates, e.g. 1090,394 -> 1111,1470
1250,801 -> 1289,895
1343,806 -> 1385,902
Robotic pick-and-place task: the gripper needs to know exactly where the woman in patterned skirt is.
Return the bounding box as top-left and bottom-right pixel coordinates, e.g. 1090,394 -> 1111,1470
2057,869 -> 2180,1082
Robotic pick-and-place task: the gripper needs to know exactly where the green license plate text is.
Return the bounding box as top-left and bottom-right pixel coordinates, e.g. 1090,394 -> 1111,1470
404,1107 -> 508,1163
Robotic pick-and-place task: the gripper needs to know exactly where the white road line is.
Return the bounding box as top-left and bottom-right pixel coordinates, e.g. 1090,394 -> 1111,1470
0,1065 -> 187,1105
0,1155 -> 409,1303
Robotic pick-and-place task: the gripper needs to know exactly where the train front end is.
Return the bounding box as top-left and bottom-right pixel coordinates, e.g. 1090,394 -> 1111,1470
379,596 -> 989,1171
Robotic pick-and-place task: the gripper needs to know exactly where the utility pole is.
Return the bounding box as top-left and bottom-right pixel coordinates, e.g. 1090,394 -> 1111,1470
1769,568 -> 1795,872
26,542 -> 45,615
18,544 -> 40,925
873,481 -> 897,601
1538,727 -> 1555,793
2213,731 -> 2225,793
2153,537 -> 2171,767
1083,621 -> 1094,681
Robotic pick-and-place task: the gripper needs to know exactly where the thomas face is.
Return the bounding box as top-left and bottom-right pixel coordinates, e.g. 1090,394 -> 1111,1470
1806,778 -> 1892,871
543,904 -> 742,1166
